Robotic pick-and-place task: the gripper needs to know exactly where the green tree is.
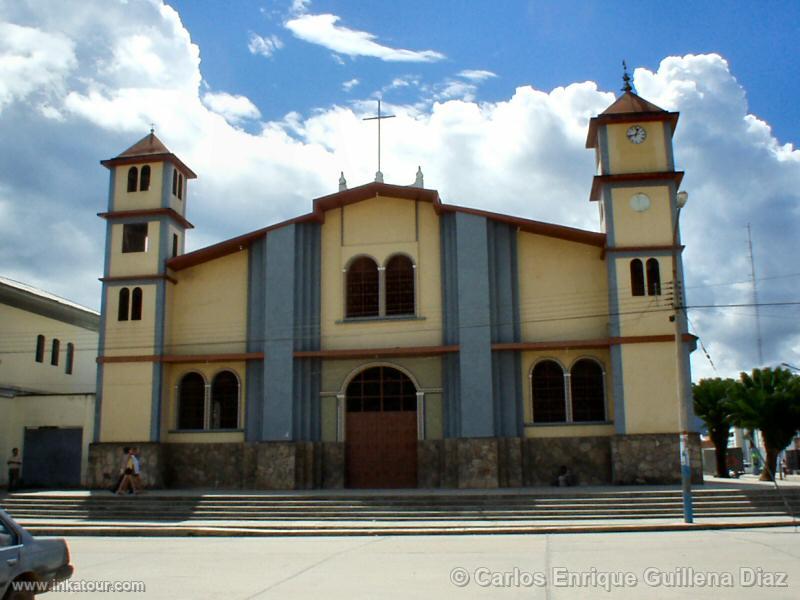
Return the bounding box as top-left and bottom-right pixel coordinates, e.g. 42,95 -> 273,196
693,378 -> 737,477
730,367 -> 800,481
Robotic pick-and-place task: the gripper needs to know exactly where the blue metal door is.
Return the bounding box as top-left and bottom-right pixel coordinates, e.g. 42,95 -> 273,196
22,427 -> 82,488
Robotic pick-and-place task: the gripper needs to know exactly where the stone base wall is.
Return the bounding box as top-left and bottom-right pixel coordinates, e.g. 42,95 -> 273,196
522,437 -> 612,486
611,433 -> 703,485
88,433 -> 703,490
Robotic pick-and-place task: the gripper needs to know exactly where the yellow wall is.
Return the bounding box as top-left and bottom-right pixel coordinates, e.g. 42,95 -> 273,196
0,394 -> 95,486
520,349 -> 614,435
614,256 -> 674,337
103,284 -> 157,357
0,304 -> 97,394
606,122 -> 668,174
162,361 -> 246,443
108,221 -> 161,276
320,197 -> 443,350
113,162 -> 163,211
610,185 -> 674,247
165,251 -> 248,355
99,362 -> 153,441
320,357 -> 443,442
517,233 -> 608,342
620,342 -> 680,433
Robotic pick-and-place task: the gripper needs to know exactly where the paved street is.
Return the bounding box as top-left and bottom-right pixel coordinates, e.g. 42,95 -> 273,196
48,527 -> 800,599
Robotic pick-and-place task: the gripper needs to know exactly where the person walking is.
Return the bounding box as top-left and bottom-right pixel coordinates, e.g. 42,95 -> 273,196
6,448 -> 22,492
116,447 -> 138,495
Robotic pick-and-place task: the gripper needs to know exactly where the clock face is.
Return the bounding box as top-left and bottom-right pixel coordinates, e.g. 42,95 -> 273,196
626,125 -> 647,144
630,192 -> 651,212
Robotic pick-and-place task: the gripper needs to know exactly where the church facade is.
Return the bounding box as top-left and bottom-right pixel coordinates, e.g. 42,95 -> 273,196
88,90 -> 703,489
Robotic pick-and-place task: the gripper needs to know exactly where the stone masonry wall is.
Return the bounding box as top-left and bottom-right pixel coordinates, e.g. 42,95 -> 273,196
522,437 -> 612,486
611,433 -> 703,484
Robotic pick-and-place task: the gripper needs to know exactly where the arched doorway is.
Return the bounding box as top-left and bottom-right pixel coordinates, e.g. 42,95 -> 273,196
345,366 -> 418,488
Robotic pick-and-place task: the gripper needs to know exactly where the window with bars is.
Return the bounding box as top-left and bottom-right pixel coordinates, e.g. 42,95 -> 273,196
346,256 -> 379,317
346,366 -> 417,412
570,359 -> 605,422
177,372 -> 206,430
385,255 -> 415,316
531,360 -> 566,423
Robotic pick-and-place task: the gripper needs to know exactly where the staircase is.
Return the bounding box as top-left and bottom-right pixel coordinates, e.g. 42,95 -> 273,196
3,488 -> 798,536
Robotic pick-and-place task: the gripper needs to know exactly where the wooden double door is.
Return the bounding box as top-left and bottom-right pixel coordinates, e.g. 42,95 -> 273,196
345,366 -> 418,488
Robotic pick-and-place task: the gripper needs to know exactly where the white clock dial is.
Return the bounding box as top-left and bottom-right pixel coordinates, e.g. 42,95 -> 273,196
629,192 -> 651,212
626,125 -> 647,144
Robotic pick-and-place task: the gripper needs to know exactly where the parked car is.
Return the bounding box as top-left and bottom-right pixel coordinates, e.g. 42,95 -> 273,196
0,509 -> 73,600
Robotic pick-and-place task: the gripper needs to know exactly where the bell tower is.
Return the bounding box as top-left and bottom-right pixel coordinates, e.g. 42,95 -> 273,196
586,76 -> 693,441
95,131 -> 196,442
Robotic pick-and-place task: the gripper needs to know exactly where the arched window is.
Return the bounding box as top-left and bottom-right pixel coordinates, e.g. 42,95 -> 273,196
531,360 -> 566,423
35,335 -> 45,363
127,166 -> 138,192
346,256 -> 379,318
172,169 -> 178,196
178,372 -> 206,429
65,343 -> 75,375
346,366 -> 417,412
570,359 -> 605,422
385,255 -> 415,316
51,338 -> 60,366
131,287 -> 143,321
646,258 -> 661,296
139,165 -> 151,191
211,371 -> 239,429
118,288 -> 130,321
177,173 -> 183,200
630,259 -> 645,296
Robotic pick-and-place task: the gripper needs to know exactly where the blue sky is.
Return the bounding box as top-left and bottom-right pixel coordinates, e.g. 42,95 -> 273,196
0,0 -> 798,380
172,0 -> 800,144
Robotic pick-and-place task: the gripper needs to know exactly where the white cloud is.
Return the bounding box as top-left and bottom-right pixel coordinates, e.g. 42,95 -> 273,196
0,23 -> 76,112
248,32 -> 283,57
202,91 -> 261,124
290,0 -> 311,16
284,13 -> 445,62
457,69 -> 497,82
0,2 -> 797,381
342,78 -> 359,92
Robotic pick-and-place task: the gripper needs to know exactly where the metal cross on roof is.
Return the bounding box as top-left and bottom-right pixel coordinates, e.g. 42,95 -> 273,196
621,60 -> 633,93
363,99 -> 395,181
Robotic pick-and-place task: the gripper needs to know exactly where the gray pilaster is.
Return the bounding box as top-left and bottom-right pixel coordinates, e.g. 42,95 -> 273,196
263,225 -> 297,440
603,186 -> 626,433
440,213 -> 460,437
454,212 -> 494,437
245,237 -> 266,441
487,221 -> 523,437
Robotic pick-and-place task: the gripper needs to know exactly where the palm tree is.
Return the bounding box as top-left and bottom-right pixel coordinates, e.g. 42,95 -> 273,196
730,367 -> 800,481
693,378 -> 736,477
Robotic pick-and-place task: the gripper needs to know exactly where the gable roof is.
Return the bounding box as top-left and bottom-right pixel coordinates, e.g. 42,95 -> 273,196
100,132 -> 197,178
0,276 -> 100,331
586,91 -> 679,149
167,181 -> 605,271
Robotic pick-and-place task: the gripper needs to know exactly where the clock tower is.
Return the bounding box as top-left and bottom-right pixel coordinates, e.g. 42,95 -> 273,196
586,80 -> 699,482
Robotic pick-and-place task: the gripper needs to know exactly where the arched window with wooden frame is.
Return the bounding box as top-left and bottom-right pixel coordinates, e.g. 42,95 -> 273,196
346,256 -> 379,318
346,366 -> 417,412
177,372 -> 206,430
384,254 -> 415,316
630,259 -> 645,296
646,258 -> 661,296
172,169 -> 178,195
127,166 -> 138,192
139,165 -> 151,191
65,343 -> 75,375
35,335 -> 45,363
51,338 -> 60,366
211,370 -> 240,429
118,288 -> 130,321
570,358 -> 606,422
531,360 -> 566,423
131,287 -> 143,321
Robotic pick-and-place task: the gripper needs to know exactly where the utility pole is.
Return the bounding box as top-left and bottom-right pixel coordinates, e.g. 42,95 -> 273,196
747,224 -> 764,365
673,190 -> 693,523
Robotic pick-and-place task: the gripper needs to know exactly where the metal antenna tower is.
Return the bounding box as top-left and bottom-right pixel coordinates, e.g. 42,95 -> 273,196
746,223 -> 764,365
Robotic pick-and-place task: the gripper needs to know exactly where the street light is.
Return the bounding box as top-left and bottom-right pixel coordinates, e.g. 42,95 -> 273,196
673,190 -> 693,523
